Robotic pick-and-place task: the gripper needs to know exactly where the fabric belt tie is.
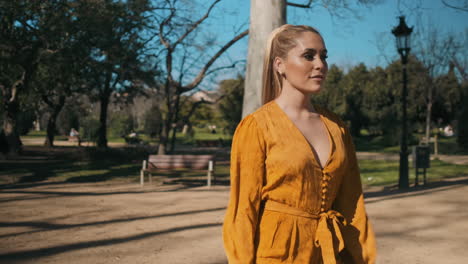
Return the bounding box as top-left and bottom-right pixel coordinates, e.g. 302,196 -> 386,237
264,200 -> 347,264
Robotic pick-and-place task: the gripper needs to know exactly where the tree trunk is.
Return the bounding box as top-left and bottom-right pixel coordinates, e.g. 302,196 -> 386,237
170,92 -> 182,153
158,84 -> 175,155
424,85 -> 433,144
44,95 -> 66,147
157,120 -> 170,155
2,100 -> 22,156
242,0 -> 286,117
97,93 -> 110,149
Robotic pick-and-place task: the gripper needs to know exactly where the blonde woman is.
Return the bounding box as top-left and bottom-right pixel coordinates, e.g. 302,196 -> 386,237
223,25 -> 376,264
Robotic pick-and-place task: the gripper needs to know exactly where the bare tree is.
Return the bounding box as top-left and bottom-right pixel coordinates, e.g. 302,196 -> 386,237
151,0 -> 248,154
441,0 -> 468,12
412,21 -> 466,143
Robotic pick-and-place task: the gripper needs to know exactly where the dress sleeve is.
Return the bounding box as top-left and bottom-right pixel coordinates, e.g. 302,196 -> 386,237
333,125 -> 377,264
223,114 -> 266,264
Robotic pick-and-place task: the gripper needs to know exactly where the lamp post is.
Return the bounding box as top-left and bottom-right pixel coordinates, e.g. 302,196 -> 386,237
392,16 -> 413,189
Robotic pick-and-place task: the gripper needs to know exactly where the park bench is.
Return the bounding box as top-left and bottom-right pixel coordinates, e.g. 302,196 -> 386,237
68,135 -> 81,146
140,154 -> 216,187
68,135 -> 79,142
124,136 -> 143,145
196,139 -> 225,147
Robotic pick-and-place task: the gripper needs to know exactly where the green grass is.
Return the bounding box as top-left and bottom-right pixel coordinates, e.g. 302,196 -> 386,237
0,146 -> 150,185
7,128 -> 466,187
354,134 -> 467,155
359,158 -> 468,186
25,130 -> 46,137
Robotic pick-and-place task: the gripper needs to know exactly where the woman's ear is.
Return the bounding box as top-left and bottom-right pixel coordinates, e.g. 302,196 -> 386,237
274,57 -> 285,75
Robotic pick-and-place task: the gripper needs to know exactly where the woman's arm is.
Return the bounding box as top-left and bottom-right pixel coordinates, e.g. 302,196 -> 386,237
223,114 -> 266,264
333,125 -> 377,264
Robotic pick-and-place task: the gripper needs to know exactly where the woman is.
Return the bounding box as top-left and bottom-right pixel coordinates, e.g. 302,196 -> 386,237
223,24 -> 376,264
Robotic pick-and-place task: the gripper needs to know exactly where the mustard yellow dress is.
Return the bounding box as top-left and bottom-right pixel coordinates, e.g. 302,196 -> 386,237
223,100 -> 376,264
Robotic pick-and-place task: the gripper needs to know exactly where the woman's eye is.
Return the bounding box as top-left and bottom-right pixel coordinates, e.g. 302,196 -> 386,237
304,54 -> 314,60
321,55 -> 328,60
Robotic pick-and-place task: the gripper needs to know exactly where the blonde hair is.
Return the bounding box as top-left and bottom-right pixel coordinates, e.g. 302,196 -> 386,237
262,24 -> 322,105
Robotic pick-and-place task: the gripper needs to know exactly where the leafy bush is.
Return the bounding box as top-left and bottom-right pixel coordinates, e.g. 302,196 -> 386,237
108,113 -> 134,138
143,105 -> 162,138
57,104 -> 80,136
17,109 -> 35,135
80,117 -> 100,143
457,98 -> 468,151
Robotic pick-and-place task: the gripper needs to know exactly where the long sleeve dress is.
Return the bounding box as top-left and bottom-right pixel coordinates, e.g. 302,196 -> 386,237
223,100 -> 376,264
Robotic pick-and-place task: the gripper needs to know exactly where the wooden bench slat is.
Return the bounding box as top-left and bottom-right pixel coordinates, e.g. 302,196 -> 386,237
141,154 -> 216,186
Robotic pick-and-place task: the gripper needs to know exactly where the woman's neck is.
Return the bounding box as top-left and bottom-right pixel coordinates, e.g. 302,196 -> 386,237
274,85 -> 317,118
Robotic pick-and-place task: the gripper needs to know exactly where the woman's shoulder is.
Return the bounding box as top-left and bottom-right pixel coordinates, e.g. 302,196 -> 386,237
239,101 -> 276,125
234,102 -> 278,137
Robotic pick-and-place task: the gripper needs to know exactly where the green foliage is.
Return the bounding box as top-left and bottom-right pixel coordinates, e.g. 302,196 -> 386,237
16,109 -> 35,135
192,103 -> 216,126
342,63 -> 370,137
218,75 -> 244,134
143,105 -> 163,138
80,117 -> 100,143
314,65 -> 344,114
108,112 -> 134,138
56,104 -> 81,136
433,66 -> 463,126
457,95 -> 468,151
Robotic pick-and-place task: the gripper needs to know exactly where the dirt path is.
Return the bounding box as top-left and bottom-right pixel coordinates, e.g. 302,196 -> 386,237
1,176 -> 467,264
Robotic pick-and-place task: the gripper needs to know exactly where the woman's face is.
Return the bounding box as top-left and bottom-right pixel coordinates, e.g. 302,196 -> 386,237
275,31 -> 328,94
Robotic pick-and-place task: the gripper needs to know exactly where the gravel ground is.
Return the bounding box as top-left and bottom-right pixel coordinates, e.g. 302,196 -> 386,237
1,176 -> 467,264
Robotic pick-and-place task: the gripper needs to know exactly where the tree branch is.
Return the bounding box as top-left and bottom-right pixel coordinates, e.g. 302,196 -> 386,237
441,0 -> 468,12
182,29 -> 248,92
452,57 -> 467,82
287,0 -> 313,8
205,59 -> 245,76
172,0 -> 221,49
159,8 -> 176,49
9,71 -> 25,103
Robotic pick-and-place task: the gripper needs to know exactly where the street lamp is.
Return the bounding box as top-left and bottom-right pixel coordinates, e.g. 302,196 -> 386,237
392,16 -> 413,189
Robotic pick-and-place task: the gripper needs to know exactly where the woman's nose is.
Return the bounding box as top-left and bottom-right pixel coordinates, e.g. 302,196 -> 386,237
314,59 -> 324,70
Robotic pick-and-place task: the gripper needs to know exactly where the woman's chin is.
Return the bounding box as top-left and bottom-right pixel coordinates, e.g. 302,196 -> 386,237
307,85 -> 323,94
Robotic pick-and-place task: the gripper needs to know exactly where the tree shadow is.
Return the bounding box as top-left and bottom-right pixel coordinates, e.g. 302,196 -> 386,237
364,177 -> 468,204
0,222 -> 222,261
0,206 -> 226,239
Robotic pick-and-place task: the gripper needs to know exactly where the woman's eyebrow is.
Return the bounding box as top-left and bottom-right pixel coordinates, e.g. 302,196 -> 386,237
303,48 -> 317,53
302,48 -> 327,54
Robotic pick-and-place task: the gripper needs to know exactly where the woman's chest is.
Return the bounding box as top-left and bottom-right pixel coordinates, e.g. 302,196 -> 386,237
262,118 -> 348,188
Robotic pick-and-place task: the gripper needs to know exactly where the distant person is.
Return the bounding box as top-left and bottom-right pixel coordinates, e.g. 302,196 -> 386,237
128,131 -> 137,138
69,128 -> 81,146
443,125 -> 454,137
223,25 -> 376,263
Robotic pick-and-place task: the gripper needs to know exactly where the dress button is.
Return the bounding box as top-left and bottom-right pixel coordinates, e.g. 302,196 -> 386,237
320,208 -> 325,212
322,188 -> 327,193
322,195 -> 326,199
322,182 -> 327,187
321,201 -> 326,205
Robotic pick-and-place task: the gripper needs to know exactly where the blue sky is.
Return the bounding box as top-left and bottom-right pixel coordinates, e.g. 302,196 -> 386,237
185,0 -> 467,91
215,0 -> 466,65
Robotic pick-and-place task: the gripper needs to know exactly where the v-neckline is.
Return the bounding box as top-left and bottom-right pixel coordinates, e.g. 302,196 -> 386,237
271,100 -> 333,170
